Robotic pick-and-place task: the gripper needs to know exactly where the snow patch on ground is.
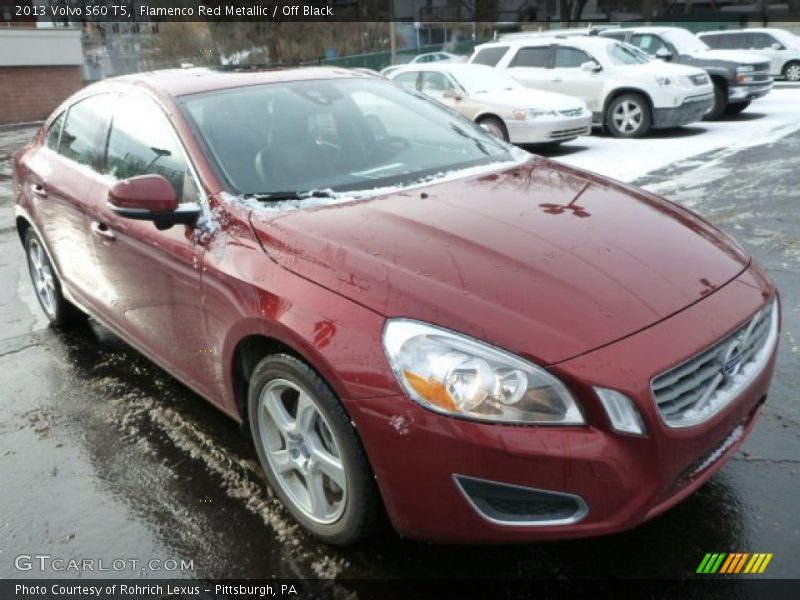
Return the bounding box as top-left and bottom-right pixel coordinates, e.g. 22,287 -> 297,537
554,88 -> 800,185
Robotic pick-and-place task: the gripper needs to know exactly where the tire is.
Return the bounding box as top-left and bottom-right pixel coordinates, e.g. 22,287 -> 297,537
605,93 -> 651,138
703,81 -> 727,121
477,116 -> 509,142
783,61 -> 800,82
24,229 -> 84,327
723,101 -> 750,115
248,353 -> 381,545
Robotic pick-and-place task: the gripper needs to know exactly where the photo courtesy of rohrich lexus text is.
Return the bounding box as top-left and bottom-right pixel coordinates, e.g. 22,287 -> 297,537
1,1 -> 798,598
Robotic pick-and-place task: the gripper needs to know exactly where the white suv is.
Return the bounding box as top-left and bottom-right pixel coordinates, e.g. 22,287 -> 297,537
698,28 -> 800,82
469,36 -> 715,138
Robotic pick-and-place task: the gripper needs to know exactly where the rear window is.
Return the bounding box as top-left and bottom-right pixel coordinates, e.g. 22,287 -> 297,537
511,46 -> 551,68
471,46 -> 509,67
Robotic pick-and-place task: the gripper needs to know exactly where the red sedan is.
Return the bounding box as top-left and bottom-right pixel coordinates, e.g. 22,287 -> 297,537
13,67 -> 779,545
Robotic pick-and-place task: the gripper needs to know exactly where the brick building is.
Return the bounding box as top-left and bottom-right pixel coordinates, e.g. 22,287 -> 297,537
0,28 -> 84,125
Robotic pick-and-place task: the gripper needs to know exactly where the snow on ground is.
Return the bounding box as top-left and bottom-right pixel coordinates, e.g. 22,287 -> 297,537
553,87 -> 800,184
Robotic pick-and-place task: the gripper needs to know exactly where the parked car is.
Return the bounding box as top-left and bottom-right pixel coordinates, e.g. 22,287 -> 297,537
469,36 -> 714,138
387,63 -> 592,144
410,51 -> 465,64
698,28 -> 800,82
15,67 -> 779,545
599,27 -> 773,118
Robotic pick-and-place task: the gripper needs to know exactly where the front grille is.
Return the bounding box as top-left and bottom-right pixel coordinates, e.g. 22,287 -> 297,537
651,299 -> 777,428
691,74 -> 709,86
549,126 -> 590,139
753,63 -> 771,82
560,108 -> 584,117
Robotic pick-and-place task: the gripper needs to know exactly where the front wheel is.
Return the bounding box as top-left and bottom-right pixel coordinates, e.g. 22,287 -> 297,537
477,116 -> 509,142
783,61 -> 800,82
606,94 -> 651,138
703,81 -> 727,121
723,101 -> 750,115
248,354 -> 381,545
24,229 -> 84,326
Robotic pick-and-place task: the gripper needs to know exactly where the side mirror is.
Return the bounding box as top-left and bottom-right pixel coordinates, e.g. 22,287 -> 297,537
771,42 -> 785,50
580,60 -> 602,72
443,89 -> 463,100
655,48 -> 674,61
108,174 -> 201,230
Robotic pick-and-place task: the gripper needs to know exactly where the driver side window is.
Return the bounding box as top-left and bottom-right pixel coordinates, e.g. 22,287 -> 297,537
630,34 -> 669,55
420,72 -> 455,94
553,47 -> 593,68
105,94 -> 198,204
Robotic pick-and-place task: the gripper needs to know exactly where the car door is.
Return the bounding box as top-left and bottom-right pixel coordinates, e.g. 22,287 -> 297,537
23,93 -> 116,310
82,92 -> 216,396
419,71 -> 484,120
504,45 -> 554,90
549,46 -> 606,112
747,32 -> 784,75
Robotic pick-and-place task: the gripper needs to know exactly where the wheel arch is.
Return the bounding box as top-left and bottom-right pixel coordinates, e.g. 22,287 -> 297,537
16,215 -> 31,245
782,59 -> 800,76
602,88 -> 654,125
227,324 -> 357,428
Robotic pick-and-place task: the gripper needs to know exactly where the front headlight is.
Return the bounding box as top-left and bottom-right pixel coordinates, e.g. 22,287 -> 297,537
737,65 -> 755,73
656,75 -> 674,87
383,319 -> 585,424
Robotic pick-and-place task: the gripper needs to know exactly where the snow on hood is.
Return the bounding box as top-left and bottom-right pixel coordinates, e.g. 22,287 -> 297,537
627,60 -> 710,78
473,88 -> 587,111
689,49 -> 770,65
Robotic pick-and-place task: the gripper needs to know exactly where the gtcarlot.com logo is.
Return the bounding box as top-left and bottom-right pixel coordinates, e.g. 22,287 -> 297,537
696,552 -> 773,574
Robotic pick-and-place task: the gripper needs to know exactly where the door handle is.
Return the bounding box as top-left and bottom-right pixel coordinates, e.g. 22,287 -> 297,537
32,183 -> 47,198
550,77 -> 562,82
90,221 -> 116,241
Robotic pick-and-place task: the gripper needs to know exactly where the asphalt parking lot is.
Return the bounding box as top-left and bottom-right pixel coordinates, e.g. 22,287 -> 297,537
1,88 -> 799,583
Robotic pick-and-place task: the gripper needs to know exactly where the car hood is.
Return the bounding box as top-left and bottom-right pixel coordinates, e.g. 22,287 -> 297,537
472,88 -> 586,111
625,61 -> 708,77
688,49 -> 769,65
249,159 -> 749,365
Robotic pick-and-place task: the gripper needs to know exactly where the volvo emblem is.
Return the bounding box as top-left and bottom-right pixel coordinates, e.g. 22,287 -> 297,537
721,340 -> 743,382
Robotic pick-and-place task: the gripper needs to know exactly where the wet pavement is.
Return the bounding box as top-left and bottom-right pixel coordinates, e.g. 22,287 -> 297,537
1,116 -> 799,582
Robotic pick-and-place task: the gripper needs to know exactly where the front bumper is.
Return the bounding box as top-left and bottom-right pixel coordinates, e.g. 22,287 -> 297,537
505,112 -> 593,144
729,81 -> 773,103
653,93 -> 714,128
344,265 -> 778,542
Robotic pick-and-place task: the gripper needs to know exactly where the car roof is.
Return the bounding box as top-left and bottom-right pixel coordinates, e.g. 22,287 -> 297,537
89,66 -> 373,98
476,35 -> 616,51
391,63 -> 494,75
602,26 -> 686,35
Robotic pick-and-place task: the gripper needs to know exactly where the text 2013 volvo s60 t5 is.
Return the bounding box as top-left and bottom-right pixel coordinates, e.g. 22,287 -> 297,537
13,67 -> 779,545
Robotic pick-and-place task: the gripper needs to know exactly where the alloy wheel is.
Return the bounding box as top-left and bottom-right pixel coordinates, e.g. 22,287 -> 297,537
27,237 -> 57,319
612,100 -> 643,134
257,378 -> 347,524
785,63 -> 800,82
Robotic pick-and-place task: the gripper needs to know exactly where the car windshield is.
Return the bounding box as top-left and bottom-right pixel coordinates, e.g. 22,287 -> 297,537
661,29 -> 710,53
180,77 -> 515,196
451,68 -> 522,94
605,42 -> 651,65
770,29 -> 800,48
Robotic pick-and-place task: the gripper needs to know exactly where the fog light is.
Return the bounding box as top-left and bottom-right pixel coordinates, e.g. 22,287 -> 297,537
595,388 -> 646,435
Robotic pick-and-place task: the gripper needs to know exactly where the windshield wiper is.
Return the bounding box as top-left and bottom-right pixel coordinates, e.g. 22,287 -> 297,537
450,123 -> 492,157
242,190 -> 335,202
